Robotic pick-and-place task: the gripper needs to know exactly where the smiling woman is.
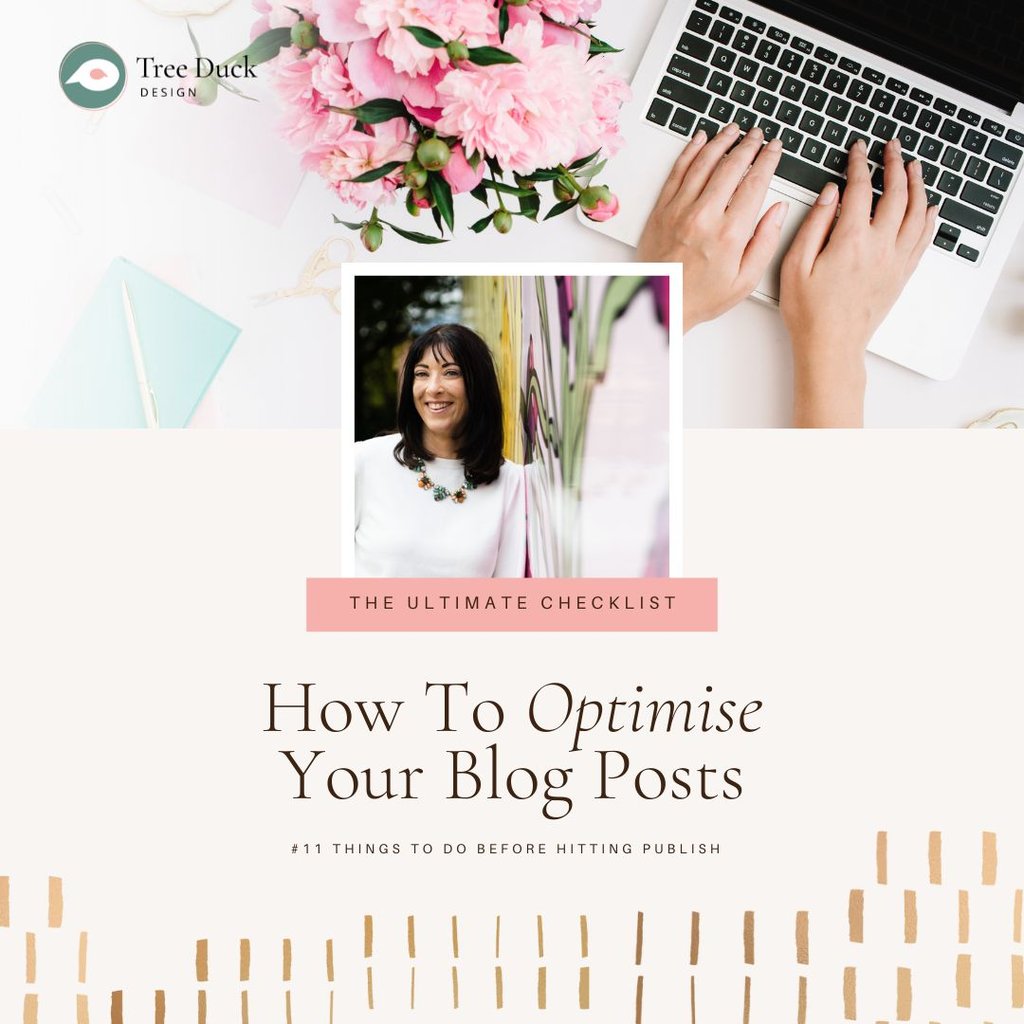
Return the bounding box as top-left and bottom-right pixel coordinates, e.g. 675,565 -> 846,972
354,324 -> 527,578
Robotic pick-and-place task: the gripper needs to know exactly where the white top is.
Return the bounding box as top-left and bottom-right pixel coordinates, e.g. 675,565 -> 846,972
354,433 -> 527,578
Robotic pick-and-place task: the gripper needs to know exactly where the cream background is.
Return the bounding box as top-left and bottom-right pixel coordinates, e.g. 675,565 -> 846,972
0,431 -> 1021,1021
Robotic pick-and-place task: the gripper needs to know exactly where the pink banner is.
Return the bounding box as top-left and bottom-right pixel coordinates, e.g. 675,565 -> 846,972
306,578 -> 717,632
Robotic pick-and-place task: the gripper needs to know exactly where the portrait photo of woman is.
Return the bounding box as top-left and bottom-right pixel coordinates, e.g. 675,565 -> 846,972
354,323 -> 527,578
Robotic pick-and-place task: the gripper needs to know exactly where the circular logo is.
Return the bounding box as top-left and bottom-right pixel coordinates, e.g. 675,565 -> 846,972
59,42 -> 126,109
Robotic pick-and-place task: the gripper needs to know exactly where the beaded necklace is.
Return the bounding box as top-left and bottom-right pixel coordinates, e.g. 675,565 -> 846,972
410,459 -> 477,504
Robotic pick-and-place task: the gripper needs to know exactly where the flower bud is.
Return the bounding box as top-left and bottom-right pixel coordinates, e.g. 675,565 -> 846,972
405,192 -> 422,216
553,178 -> 574,203
416,137 -> 451,172
579,185 -> 620,222
290,20 -> 320,51
360,221 -> 384,252
412,187 -> 432,207
403,161 -> 428,190
446,39 -> 469,62
189,75 -> 219,107
493,209 -> 513,234
514,173 -> 536,190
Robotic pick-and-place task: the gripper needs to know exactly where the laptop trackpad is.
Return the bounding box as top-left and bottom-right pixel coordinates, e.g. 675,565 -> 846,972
752,186 -> 812,304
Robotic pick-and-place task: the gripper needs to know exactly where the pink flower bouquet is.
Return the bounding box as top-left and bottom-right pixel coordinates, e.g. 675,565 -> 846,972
227,0 -> 630,248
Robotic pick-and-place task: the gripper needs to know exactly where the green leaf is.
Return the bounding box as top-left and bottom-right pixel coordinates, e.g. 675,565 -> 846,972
332,216 -> 366,230
331,98 -> 409,125
224,26 -> 292,68
570,149 -> 601,170
218,80 -> 257,101
518,192 -> 541,221
543,199 -> 578,220
467,46 -> 521,66
186,20 -> 202,59
498,4 -> 509,41
428,174 -> 455,233
380,220 -> 449,244
470,213 -> 494,232
576,158 -> 607,182
469,182 -> 490,206
347,160 -> 404,184
431,206 -> 444,236
523,168 -> 562,181
481,178 -> 536,197
403,25 -> 447,48
588,35 -> 622,55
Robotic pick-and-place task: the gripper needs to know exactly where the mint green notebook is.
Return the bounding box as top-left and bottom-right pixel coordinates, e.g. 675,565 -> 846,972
29,258 -> 240,427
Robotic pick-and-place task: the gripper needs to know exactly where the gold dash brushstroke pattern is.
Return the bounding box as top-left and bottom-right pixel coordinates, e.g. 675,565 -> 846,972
283,938 -> 292,982
929,832 -> 942,884
876,832 -> 888,884
690,976 -> 697,1024
580,914 -> 589,958
366,966 -> 374,1010
1011,954 -> 1023,1009
452,964 -> 460,1009
636,911 -> 645,965
408,916 -> 416,959
797,976 -> 807,1024
241,990 -> 249,1024
690,912 -> 700,966
155,990 -> 165,1024
410,965 -> 416,1010
284,990 -> 291,1024
744,911 -> 754,965
23,994 -> 38,1024
843,967 -> 857,1020
635,975 -> 644,1024
26,931 -> 36,984
1015,890 -> 1023,943
579,965 -> 590,1009
537,914 -> 545,958
326,938 -> 334,982
904,891 -> 917,944
495,966 -> 504,1010
76,994 -> 89,1024
452,915 -> 460,958
849,890 -> 864,943
79,931 -> 88,983
48,876 -> 63,928
198,989 -> 207,1024
796,911 -> 809,965
495,915 -> 501,958
742,976 -> 751,1024
982,831 -> 997,885
0,876 -> 10,927
240,939 -> 250,982
111,990 -> 124,1024
959,890 -> 970,943
364,915 -> 373,958
538,965 -> 547,1009
196,939 -> 208,983
896,967 -> 911,1020
956,953 -> 971,1007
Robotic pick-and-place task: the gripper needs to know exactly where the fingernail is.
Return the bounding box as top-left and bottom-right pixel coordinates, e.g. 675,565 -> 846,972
724,122 -> 740,135
749,125 -> 764,140
890,137 -> 901,154
767,137 -> 782,151
691,129 -> 707,144
909,158 -> 921,176
773,201 -> 790,225
855,138 -> 867,153
817,182 -> 839,205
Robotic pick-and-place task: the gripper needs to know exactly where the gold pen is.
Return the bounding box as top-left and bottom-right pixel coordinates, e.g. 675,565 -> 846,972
121,281 -> 160,428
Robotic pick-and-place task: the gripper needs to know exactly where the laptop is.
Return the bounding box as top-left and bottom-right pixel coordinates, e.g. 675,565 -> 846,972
584,0 -> 1024,380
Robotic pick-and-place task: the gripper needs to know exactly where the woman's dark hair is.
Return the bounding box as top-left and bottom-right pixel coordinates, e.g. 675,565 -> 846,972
393,323 -> 504,486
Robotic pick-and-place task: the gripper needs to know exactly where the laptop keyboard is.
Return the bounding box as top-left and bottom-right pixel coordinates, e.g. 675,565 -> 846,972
644,0 -> 1023,264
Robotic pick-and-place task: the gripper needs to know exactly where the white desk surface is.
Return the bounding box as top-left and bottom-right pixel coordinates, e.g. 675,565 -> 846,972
8,0 -> 1022,428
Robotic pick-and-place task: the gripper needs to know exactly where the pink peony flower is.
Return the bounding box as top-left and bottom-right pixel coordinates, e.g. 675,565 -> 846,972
434,20 -> 592,174
252,0 -> 315,39
441,144 -> 485,193
310,117 -> 416,207
574,53 -> 630,160
527,0 -> 602,23
309,0 -> 370,42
